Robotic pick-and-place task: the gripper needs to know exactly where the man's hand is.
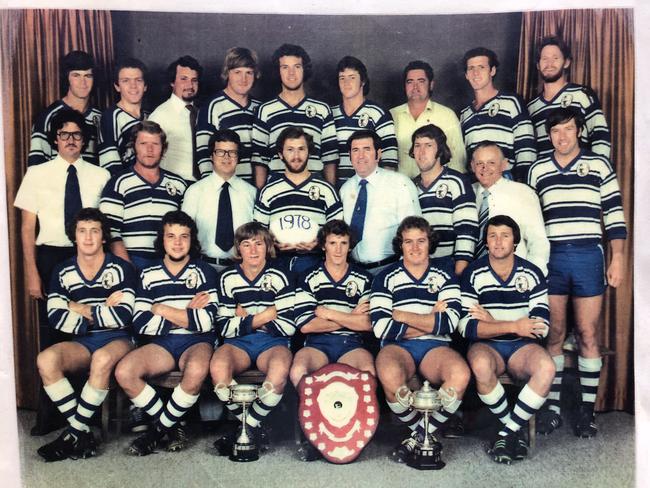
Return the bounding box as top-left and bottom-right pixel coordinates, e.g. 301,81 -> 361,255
187,291 -> 210,310
235,304 -> 248,317
315,305 -> 331,321
352,301 -> 370,315
105,290 -> 123,307
469,304 -> 494,322
295,239 -> 318,252
27,270 -> 43,300
403,327 -> 427,339
69,301 -> 93,321
513,316 -> 549,339
275,241 -> 296,252
607,253 -> 624,288
433,300 -> 448,313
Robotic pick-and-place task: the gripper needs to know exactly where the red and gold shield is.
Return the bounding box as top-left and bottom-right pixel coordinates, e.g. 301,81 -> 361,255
298,363 -> 378,464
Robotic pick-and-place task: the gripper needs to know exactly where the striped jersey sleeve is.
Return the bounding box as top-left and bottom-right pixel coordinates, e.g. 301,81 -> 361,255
332,100 -> 398,182
458,255 -> 549,342
295,263 -> 373,336
47,254 -> 136,335
527,83 -> 611,160
416,168 -> 478,261
195,91 -> 260,182
98,105 -> 148,175
527,151 -> 627,244
251,97 -> 339,175
216,265 -> 296,339
460,92 -> 536,182
133,260 -> 218,336
370,259 -> 461,342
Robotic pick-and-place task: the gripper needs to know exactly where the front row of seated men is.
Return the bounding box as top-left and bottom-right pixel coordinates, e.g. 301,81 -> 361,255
37,206 -> 557,467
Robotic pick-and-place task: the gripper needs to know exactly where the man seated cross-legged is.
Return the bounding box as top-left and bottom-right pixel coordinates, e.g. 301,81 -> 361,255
115,210 -> 219,456
371,216 -> 470,467
459,215 -> 555,464
36,208 -> 136,462
290,219 -> 375,461
211,222 -> 296,458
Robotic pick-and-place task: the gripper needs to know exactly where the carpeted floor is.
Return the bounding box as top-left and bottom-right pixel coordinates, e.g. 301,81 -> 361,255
18,406 -> 634,488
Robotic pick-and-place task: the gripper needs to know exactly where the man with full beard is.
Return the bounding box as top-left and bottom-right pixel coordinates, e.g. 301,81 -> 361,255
527,36 -> 610,159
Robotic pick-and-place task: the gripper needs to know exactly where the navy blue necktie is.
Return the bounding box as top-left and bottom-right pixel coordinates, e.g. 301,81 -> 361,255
475,189 -> 490,258
215,181 -> 234,252
64,165 -> 82,231
350,179 -> 368,242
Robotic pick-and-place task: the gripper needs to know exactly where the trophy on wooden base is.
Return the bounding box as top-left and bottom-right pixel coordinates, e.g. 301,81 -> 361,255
228,384 -> 259,462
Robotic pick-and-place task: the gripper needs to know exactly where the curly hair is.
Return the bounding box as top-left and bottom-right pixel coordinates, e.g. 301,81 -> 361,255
317,219 -> 357,251
65,207 -> 112,253
392,216 -> 439,256
153,211 -> 202,259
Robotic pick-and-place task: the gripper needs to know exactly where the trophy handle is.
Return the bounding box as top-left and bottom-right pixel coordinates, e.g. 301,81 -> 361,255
395,385 -> 413,409
438,386 -> 457,409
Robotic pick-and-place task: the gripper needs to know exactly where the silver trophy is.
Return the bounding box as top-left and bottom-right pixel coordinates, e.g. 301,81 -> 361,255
228,384 -> 259,462
396,381 -> 456,470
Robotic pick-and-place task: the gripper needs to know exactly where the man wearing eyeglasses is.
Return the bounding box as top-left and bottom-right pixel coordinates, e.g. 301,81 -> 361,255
14,108 -> 110,434
182,129 -> 257,272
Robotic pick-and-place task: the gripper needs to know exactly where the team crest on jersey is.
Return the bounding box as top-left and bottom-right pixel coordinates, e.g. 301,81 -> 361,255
101,270 -> 116,289
427,275 -> 444,294
308,185 -> 321,201
165,181 -> 178,196
514,275 -> 529,293
560,94 -> 574,108
345,281 -> 359,297
261,274 -> 274,292
357,113 -> 369,128
92,115 -> 100,127
488,102 -> 500,117
185,270 -> 199,289
576,162 -> 590,177
305,104 -> 317,118
435,183 -> 449,199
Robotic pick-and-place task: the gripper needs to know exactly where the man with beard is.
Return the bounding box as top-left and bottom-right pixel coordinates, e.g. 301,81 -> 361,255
98,58 -> 149,174
254,126 -> 342,273
527,36 -> 610,159
150,55 -> 203,182
196,47 -> 261,183
251,44 -> 338,188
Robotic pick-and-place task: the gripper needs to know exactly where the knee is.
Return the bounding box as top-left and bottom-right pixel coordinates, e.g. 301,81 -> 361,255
114,359 -> 137,387
535,356 -> 557,385
89,350 -> 116,379
289,363 -> 307,388
37,349 -> 60,380
182,360 -> 210,390
468,355 -> 494,384
448,362 -> 471,394
210,356 -> 231,383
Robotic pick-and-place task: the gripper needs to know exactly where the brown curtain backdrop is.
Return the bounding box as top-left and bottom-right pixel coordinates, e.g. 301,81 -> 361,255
516,9 -> 634,412
1,9 -> 114,409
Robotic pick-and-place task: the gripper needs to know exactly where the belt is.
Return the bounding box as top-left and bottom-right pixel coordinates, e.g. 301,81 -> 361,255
202,256 -> 235,266
354,255 -> 398,270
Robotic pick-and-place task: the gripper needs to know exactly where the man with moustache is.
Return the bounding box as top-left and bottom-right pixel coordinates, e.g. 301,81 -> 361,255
527,36 -> 611,159
254,126 -> 342,273
98,57 -> 150,174
182,129 -> 257,273
100,121 -> 187,272
29,50 -> 101,167
390,61 -> 466,178
150,55 -> 203,182
251,44 -> 338,188
196,47 -> 261,183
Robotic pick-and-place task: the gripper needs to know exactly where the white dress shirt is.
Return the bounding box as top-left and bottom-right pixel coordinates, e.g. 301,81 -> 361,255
182,172 -> 257,259
340,167 -> 422,263
14,155 -> 111,246
149,94 -> 195,181
473,177 -> 550,275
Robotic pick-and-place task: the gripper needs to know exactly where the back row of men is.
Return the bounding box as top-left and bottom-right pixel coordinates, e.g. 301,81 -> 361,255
27,38 -> 611,190
16,98 -> 625,466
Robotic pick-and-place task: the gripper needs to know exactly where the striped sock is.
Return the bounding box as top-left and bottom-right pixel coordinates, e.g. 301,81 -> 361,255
246,383 -> 283,429
501,384 -> 546,436
69,382 -> 108,433
159,385 -> 199,429
386,399 -> 422,431
131,383 -> 164,420
546,354 -> 564,414
578,356 -> 602,410
215,380 -> 243,420
478,382 -> 511,425
43,378 -> 78,425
